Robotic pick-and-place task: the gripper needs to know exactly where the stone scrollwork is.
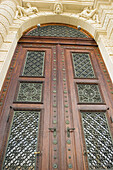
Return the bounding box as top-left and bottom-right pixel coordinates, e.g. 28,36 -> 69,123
54,2 -> 63,14
14,3 -> 38,19
78,7 -> 100,24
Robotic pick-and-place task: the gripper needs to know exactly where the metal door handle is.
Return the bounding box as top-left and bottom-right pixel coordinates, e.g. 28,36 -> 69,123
34,151 -> 42,155
67,127 -> 75,138
110,116 -> 113,123
49,128 -> 57,137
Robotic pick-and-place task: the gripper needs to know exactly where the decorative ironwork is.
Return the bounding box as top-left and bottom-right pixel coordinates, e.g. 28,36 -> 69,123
77,84 -> 102,103
27,25 -> 88,38
22,51 -> 45,77
16,82 -> 43,102
72,53 -> 95,78
3,110 -> 40,169
81,111 -> 113,170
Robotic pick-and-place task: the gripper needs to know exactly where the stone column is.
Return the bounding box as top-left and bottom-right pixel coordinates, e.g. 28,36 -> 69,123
0,0 -> 22,46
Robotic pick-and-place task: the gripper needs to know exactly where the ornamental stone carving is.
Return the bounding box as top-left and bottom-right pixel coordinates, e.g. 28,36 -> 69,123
0,0 -> 22,46
0,3 -> 15,20
54,2 -> 63,14
0,22 -> 7,39
14,3 -> 38,19
0,14 -> 10,31
78,7 -> 100,23
0,8 -> 12,24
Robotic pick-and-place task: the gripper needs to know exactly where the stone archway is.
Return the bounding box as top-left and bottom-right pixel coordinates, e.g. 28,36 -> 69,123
0,10 -> 113,90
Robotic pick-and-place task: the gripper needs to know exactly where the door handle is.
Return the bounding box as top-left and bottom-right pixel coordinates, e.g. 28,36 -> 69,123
34,151 -> 42,155
67,127 -> 75,138
49,128 -> 57,137
110,116 -> 113,123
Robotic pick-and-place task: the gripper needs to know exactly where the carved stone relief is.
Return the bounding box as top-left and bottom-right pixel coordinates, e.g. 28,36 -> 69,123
14,3 -> 38,19
14,2 -> 100,24
78,7 -> 100,23
54,2 -> 63,14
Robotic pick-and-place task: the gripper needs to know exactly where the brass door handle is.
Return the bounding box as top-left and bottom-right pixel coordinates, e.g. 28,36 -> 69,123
34,151 -> 42,155
67,127 -> 75,138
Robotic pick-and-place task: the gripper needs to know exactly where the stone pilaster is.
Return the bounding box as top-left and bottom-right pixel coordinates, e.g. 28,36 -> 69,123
93,0 -> 113,81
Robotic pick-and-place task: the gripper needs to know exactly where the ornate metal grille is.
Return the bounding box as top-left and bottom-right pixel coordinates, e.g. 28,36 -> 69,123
22,51 -> 45,77
3,110 -> 40,169
77,84 -> 102,103
81,111 -> 113,170
16,83 -> 43,102
27,25 -> 88,38
72,53 -> 95,78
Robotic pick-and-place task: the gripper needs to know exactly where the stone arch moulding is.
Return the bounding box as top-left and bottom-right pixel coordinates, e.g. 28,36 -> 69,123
0,13 -> 113,91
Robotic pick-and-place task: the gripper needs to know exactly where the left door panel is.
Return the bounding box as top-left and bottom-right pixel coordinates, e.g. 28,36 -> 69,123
0,45 -> 52,170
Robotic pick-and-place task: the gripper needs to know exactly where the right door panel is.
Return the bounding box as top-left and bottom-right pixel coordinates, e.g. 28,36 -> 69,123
64,46 -> 113,170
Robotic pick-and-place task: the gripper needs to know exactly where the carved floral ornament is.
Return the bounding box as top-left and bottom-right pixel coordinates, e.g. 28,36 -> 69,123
14,2 -> 100,24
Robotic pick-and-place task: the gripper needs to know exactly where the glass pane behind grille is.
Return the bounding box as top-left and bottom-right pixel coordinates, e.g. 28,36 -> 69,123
27,25 -> 88,38
3,110 -> 40,169
22,51 -> 45,77
77,84 -> 102,103
16,83 -> 43,103
72,53 -> 95,78
81,111 -> 113,170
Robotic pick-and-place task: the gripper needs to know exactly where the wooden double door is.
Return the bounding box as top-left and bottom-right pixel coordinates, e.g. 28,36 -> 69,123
0,36 -> 113,170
